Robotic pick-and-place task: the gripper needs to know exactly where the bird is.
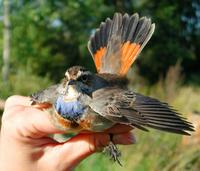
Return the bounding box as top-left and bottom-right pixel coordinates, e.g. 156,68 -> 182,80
31,12 -> 194,165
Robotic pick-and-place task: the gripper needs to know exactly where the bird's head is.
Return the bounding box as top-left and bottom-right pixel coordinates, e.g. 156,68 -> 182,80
63,66 -> 107,99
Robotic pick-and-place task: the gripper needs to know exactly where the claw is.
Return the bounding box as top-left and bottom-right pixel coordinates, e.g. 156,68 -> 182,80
103,134 -> 123,166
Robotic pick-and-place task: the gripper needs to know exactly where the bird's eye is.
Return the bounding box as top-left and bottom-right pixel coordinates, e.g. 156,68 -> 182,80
80,75 -> 88,83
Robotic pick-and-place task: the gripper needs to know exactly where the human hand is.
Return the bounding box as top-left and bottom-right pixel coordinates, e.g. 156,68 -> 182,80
0,96 -> 135,171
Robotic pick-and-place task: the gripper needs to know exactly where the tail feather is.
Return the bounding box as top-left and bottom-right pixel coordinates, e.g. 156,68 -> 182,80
123,13 -> 139,42
88,12 -> 155,75
133,17 -> 151,43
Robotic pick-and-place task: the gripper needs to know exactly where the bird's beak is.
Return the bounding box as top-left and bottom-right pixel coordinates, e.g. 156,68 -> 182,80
68,79 -> 76,86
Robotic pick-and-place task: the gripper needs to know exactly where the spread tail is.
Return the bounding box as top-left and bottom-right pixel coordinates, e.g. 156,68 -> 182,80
88,13 -> 155,75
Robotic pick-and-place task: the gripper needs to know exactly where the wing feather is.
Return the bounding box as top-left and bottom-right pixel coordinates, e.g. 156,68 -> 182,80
90,87 -> 194,135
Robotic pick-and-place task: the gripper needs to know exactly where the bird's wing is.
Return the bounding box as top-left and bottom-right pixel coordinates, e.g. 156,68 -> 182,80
88,13 -> 155,76
89,87 -> 194,135
31,84 -> 63,106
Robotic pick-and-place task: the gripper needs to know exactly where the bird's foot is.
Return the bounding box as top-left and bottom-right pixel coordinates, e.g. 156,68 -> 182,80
103,134 -> 122,166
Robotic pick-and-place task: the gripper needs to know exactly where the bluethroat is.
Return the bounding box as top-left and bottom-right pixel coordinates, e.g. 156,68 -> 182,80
31,13 -> 194,165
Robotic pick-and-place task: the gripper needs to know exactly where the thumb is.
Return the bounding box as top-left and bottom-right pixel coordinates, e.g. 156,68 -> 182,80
2,95 -> 64,140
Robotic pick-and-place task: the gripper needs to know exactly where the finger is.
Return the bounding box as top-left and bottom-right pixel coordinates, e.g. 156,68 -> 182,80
58,132 -> 136,168
2,97 -> 65,139
79,124 -> 133,134
2,95 -> 32,122
105,123 -> 133,133
4,95 -> 31,110
54,133 -> 109,170
112,131 -> 136,145
18,107 -> 65,137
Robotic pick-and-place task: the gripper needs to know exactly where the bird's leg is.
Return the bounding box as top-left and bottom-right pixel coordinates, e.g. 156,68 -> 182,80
103,133 -> 122,166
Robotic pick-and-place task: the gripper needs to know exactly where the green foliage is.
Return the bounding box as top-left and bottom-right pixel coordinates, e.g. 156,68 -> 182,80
0,66 -> 52,98
6,0 -> 116,81
136,0 -> 200,83
1,0 -> 199,84
76,130 -> 200,171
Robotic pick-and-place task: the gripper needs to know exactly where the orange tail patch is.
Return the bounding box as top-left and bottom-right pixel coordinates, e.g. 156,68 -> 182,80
120,42 -> 140,75
94,47 -> 106,72
88,13 -> 155,76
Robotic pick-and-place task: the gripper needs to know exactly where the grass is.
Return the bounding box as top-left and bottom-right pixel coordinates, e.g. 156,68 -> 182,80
76,129 -> 200,171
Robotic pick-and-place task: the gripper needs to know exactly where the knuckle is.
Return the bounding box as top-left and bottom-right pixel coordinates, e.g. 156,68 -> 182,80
88,134 -> 96,152
5,95 -> 21,107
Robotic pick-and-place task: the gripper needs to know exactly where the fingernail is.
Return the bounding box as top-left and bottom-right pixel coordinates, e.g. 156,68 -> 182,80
113,132 -> 136,145
127,132 -> 136,144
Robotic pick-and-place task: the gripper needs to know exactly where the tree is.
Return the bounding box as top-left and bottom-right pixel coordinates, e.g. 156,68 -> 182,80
0,0 -> 199,84
2,0 -> 11,82
135,0 -> 200,84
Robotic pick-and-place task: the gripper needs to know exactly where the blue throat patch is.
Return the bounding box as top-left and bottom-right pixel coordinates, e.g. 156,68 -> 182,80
54,96 -> 85,120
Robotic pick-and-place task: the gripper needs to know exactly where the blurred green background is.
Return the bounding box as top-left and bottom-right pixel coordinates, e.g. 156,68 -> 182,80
0,0 -> 200,170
